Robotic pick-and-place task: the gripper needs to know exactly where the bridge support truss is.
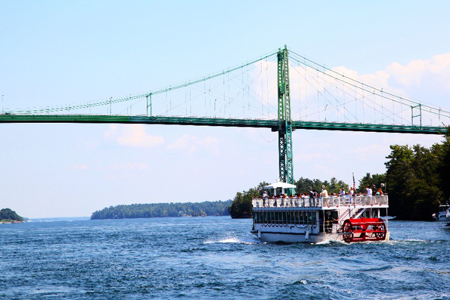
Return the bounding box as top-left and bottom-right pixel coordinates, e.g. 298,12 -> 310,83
277,46 -> 294,187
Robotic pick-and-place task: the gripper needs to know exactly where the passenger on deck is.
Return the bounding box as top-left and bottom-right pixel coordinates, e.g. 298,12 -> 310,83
339,188 -> 345,197
349,187 -> 355,204
321,186 -> 329,205
366,186 -> 372,197
262,191 -> 268,206
311,189 -> 317,207
349,187 -> 355,197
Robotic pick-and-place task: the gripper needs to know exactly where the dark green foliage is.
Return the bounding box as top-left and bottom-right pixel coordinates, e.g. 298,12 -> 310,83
229,182 -> 268,218
295,177 -> 323,194
90,200 -> 232,220
357,173 -> 386,193
0,208 -> 24,222
385,144 -> 444,220
437,129 -> 450,204
296,177 -> 349,195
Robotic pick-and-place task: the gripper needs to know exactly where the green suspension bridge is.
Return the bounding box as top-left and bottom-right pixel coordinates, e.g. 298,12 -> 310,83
1,46 -> 449,187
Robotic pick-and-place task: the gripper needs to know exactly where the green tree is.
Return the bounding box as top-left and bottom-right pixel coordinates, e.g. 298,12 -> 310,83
437,128 -> 450,204
385,144 -> 443,220
385,145 -> 415,219
295,177 -> 349,195
295,177 -> 322,194
410,144 -> 443,219
357,173 -> 386,193
328,177 -> 349,195
229,187 -> 261,218
228,182 -> 269,218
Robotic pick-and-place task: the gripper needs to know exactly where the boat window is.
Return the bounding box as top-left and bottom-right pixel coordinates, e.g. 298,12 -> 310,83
311,212 -> 317,225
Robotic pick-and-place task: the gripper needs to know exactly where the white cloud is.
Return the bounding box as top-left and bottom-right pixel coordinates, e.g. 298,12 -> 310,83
105,124 -> 164,148
386,53 -> 450,90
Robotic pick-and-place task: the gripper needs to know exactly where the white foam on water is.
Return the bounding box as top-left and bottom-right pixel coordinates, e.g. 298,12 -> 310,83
204,237 -> 258,245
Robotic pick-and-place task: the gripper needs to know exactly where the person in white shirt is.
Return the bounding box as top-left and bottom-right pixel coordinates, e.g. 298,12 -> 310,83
366,186 -> 372,197
321,186 -> 329,205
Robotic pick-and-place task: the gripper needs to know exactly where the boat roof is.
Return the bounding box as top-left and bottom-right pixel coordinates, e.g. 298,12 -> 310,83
264,182 -> 297,189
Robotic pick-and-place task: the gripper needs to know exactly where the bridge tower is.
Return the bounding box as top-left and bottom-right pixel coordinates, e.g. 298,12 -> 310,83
277,46 -> 294,187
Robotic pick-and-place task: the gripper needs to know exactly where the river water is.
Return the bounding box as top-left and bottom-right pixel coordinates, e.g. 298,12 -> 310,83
0,217 -> 449,299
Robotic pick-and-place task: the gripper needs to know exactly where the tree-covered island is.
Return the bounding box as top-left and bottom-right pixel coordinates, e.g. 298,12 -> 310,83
91,200 -> 232,220
0,208 -> 24,223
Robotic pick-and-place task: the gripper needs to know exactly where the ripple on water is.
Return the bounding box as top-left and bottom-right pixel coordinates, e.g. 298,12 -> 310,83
0,218 -> 449,299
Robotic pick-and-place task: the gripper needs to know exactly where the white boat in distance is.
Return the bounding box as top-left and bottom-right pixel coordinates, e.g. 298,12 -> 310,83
251,182 -> 390,243
432,204 -> 450,224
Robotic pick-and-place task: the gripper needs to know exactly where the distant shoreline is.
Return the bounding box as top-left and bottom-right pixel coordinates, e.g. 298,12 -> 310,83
0,220 -> 23,224
91,200 -> 232,220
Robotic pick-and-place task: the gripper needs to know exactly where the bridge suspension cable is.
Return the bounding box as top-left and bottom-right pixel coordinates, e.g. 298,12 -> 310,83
12,51 -> 278,115
289,50 -> 450,123
288,49 -> 450,127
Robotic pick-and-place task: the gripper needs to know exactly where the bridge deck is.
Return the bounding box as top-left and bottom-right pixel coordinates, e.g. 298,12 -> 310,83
0,114 -> 447,134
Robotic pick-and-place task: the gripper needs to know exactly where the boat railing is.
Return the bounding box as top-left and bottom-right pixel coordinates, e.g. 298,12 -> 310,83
252,195 -> 388,208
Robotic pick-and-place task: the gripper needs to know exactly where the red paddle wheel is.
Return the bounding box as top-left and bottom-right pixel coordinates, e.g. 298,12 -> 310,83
341,218 -> 387,243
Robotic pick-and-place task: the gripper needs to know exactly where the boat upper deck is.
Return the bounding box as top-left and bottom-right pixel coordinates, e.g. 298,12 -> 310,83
252,195 -> 388,210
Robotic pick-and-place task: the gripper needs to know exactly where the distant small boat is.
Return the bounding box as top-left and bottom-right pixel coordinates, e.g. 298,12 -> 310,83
432,204 -> 450,223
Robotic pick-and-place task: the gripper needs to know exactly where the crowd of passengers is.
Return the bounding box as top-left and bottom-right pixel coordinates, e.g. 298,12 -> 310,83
260,184 -> 385,200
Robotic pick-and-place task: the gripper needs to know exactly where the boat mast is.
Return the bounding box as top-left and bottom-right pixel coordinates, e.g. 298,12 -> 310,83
277,45 -> 294,190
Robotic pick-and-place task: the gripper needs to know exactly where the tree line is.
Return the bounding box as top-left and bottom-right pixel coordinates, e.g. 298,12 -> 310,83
384,131 -> 450,220
229,130 -> 450,220
91,200 -> 232,220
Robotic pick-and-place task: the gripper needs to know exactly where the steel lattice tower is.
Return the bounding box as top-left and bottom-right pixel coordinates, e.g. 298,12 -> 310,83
277,46 -> 294,186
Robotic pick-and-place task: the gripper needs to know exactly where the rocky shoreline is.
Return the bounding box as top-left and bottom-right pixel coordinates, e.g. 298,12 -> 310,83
0,220 -> 24,224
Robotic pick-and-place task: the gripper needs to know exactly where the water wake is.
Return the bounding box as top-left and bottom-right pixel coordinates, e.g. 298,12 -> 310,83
204,237 -> 258,245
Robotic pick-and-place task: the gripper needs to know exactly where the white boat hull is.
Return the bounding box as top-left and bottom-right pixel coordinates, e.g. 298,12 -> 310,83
253,225 -> 390,243
257,231 -> 341,243
252,224 -> 342,243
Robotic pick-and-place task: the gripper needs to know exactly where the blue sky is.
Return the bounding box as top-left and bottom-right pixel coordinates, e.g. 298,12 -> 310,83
1,1 -> 450,218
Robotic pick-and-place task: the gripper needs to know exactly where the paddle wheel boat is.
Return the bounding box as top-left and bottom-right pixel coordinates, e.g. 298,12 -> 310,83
251,182 -> 390,243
